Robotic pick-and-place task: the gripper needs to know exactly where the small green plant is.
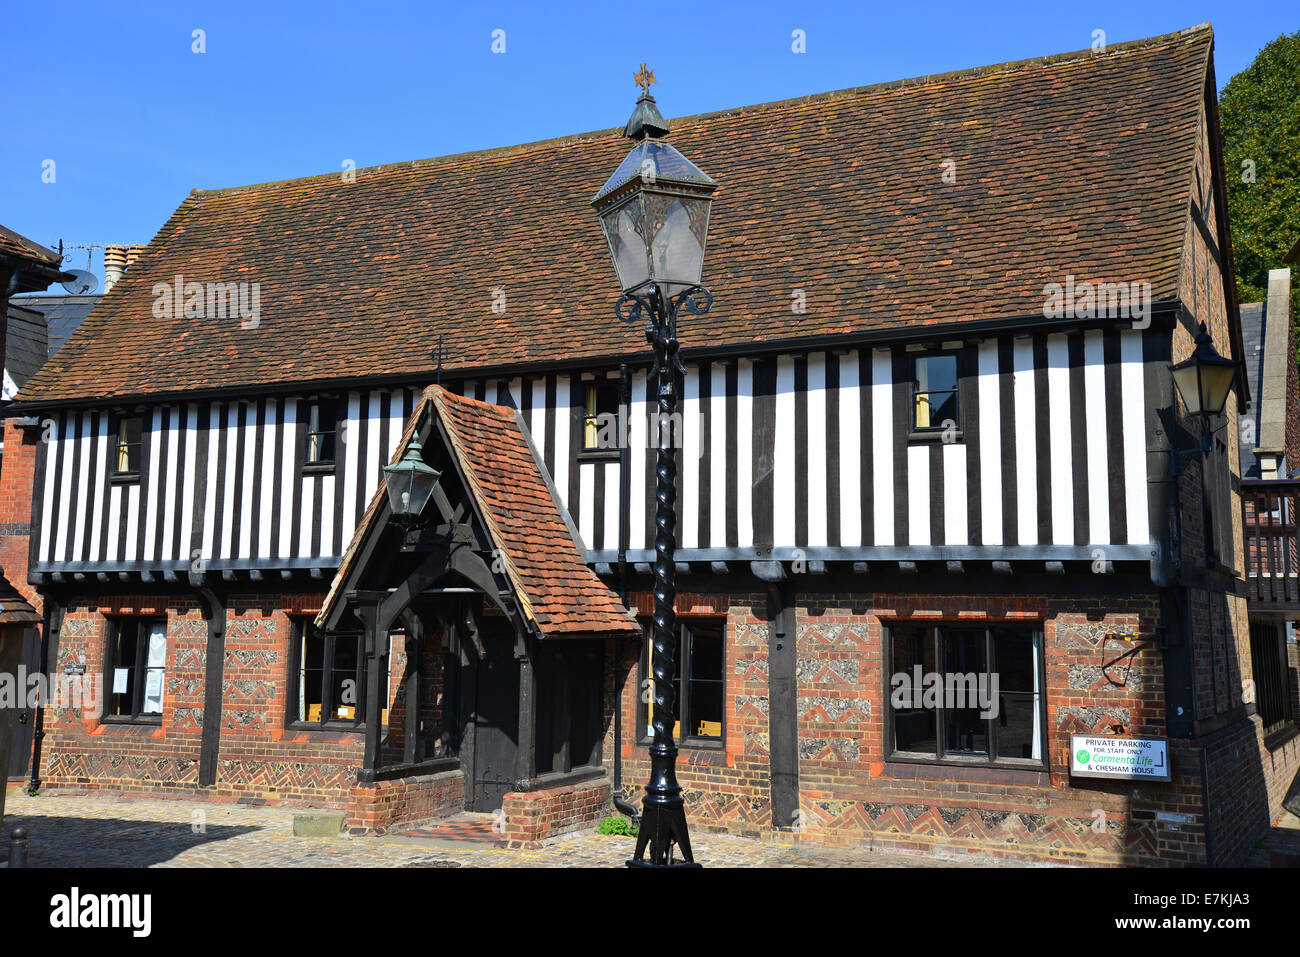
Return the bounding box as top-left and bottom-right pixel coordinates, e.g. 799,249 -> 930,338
596,815 -> 638,837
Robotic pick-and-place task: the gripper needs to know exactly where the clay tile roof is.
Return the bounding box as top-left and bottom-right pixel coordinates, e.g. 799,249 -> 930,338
0,224 -> 63,270
319,385 -> 639,638
20,24 -> 1215,405
0,569 -> 39,626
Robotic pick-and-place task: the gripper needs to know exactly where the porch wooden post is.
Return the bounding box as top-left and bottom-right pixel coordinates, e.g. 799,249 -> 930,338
514,627 -> 537,787
403,613 -> 423,765
356,601 -> 383,783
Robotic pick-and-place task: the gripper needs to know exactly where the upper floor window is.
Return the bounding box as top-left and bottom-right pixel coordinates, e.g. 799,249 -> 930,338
913,354 -> 959,432
305,399 -> 337,466
105,617 -> 167,722
113,416 -> 143,477
583,381 -> 619,451
888,623 -> 1045,767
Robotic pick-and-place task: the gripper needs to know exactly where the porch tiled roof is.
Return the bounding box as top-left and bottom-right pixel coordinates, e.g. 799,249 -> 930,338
20,24 -> 1216,405
0,569 -> 39,626
319,385 -> 639,638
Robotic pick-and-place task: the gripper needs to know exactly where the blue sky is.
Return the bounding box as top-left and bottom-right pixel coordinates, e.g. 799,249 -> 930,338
3,0 -> 1296,281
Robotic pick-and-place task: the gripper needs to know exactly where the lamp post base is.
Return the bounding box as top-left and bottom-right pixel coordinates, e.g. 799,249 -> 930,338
626,801 -> 701,868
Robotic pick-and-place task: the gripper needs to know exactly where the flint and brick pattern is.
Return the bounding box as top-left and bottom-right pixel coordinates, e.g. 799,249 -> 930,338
41,594 -> 365,808
621,591 -> 776,837
614,589 -> 1224,865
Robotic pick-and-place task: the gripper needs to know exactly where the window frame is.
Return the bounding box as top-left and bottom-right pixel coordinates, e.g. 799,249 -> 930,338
910,350 -> 962,439
302,396 -> 339,473
102,616 -> 167,724
884,622 -> 1048,771
637,617 -> 726,749
109,413 -> 144,483
286,618 -> 389,732
579,377 -> 621,458
1250,621 -> 1297,734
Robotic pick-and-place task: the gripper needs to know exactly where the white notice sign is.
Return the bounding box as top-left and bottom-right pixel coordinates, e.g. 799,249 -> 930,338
1070,734 -> 1171,782
113,667 -> 129,694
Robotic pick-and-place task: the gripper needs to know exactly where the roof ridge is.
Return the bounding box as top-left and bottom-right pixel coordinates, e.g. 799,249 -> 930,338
190,22 -> 1213,201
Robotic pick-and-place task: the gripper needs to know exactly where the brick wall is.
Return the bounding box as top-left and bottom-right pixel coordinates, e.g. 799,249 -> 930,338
501,776 -> 611,848
39,592 -> 368,807
614,587 -> 1219,865
346,769 -> 463,835
0,417 -> 40,613
621,590 -> 772,838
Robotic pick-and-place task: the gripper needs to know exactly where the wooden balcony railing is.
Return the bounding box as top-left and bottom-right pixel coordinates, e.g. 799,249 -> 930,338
1243,478 -> 1300,609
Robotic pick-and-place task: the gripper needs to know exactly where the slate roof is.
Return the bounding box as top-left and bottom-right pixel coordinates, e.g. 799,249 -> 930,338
319,385 -> 639,638
20,24 -> 1217,406
4,303 -> 49,396
11,294 -> 103,358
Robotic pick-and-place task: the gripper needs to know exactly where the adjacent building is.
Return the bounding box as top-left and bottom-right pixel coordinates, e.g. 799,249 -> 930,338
1238,267 -> 1300,791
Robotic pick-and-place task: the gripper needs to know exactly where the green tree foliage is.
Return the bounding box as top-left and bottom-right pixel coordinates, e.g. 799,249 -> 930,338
1219,32 -> 1300,328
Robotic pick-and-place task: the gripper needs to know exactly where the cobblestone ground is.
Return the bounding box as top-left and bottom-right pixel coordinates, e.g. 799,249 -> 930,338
5,789 -> 1294,867
0,789 -> 1026,868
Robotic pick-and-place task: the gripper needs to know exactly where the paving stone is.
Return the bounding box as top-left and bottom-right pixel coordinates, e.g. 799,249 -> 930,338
11,789 -> 1281,868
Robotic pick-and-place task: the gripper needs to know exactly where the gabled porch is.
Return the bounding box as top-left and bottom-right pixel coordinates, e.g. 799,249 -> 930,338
317,386 -> 640,837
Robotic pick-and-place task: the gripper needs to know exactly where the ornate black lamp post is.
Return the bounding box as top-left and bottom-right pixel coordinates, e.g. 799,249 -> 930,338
592,65 -> 717,867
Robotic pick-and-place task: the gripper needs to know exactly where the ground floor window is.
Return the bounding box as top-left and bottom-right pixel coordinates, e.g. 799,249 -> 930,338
887,623 -> 1045,767
105,617 -> 167,721
640,618 -> 724,745
1250,622 -> 1296,731
289,620 -> 390,729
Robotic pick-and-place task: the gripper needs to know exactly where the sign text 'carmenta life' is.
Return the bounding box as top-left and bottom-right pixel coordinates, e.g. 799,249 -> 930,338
1069,735 -> 1172,782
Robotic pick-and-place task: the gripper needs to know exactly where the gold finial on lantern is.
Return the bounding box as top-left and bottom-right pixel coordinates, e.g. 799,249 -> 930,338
634,63 -> 657,94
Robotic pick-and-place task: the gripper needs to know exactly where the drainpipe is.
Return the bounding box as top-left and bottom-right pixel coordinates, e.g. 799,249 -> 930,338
27,595 -> 65,794
1146,328 -> 1177,589
612,362 -> 638,818
1145,322 -> 1195,738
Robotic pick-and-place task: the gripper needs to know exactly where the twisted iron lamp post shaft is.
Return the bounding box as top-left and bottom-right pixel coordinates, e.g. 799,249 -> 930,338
620,284 -> 711,868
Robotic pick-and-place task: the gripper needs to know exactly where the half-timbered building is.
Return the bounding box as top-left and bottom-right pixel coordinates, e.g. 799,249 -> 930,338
3,23 -> 1297,864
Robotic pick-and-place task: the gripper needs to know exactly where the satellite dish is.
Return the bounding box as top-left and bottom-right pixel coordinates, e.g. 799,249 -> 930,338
61,269 -> 99,295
